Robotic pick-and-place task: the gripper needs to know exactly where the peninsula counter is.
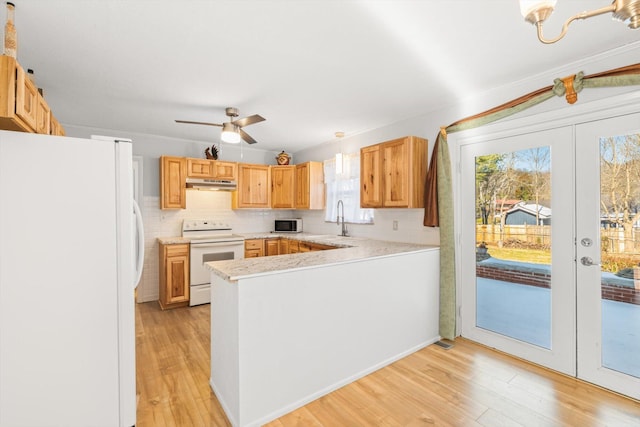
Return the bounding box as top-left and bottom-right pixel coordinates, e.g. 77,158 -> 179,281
206,236 -> 440,427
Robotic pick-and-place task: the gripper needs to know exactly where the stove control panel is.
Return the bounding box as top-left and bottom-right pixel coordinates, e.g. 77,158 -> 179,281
182,219 -> 232,233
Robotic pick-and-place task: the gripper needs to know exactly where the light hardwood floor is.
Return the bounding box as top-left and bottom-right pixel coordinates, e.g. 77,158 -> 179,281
136,302 -> 640,426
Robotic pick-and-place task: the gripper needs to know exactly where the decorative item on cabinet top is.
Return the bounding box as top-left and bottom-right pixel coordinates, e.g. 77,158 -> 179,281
4,2 -> 17,59
205,143 -> 219,160
276,150 -> 291,165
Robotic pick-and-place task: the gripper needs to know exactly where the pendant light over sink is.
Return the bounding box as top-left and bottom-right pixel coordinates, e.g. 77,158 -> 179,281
335,131 -> 345,175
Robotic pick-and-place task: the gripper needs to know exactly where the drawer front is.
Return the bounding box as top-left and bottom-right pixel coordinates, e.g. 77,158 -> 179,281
165,243 -> 189,257
245,239 -> 263,250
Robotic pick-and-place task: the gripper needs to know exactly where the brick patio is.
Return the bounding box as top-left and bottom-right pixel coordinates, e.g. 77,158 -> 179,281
476,257 -> 640,305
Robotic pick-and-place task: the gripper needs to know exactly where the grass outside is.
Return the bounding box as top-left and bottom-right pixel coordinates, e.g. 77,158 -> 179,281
484,245 -> 550,265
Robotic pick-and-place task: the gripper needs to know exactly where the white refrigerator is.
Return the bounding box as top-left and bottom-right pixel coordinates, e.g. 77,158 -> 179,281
0,131 -> 144,427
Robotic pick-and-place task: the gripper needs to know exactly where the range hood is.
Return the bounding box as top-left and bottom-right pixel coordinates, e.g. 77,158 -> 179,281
186,178 -> 237,191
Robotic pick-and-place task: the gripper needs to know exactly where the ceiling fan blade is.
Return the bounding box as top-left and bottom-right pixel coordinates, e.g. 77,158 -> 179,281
175,119 -> 223,127
232,114 -> 265,128
239,128 -> 258,144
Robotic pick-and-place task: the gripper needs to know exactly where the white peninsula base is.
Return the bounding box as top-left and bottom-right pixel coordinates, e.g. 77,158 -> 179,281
210,248 -> 440,427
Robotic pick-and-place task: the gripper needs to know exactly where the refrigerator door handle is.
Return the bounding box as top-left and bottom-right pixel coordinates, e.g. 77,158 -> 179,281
133,199 -> 144,288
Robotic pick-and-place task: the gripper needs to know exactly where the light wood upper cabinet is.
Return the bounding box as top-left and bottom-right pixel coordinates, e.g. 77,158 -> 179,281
360,144 -> 383,208
0,55 -> 64,135
212,161 -> 237,180
360,136 -> 428,208
186,158 -> 213,178
295,161 -> 325,210
15,65 -> 38,131
36,95 -> 51,135
160,156 -> 186,209
233,163 -> 271,208
50,114 -> 65,136
186,158 -> 237,180
271,165 -> 295,209
158,243 -> 190,310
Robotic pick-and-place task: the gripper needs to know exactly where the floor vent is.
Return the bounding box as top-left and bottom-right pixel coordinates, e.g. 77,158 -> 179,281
434,340 -> 454,350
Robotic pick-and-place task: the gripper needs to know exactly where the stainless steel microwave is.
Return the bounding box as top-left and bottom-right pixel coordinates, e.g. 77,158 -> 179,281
275,218 -> 303,233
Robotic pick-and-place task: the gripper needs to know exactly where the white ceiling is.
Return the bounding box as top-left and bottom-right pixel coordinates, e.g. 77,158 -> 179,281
10,0 -> 640,152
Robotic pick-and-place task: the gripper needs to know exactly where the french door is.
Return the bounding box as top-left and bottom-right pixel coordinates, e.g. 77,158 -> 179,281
460,126 -> 576,375
576,112 -> 640,399
460,111 -> 640,399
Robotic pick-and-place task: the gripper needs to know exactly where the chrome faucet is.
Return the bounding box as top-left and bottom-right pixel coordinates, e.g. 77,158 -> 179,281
336,199 -> 348,237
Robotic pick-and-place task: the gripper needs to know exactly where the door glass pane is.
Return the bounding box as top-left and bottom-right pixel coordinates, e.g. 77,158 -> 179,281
475,147 -> 552,349
599,133 -> 640,378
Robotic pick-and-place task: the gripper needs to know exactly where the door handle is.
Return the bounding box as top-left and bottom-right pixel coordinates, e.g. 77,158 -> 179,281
133,199 -> 145,288
580,256 -> 600,267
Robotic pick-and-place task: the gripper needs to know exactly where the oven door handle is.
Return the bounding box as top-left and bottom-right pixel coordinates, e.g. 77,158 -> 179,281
190,240 -> 244,248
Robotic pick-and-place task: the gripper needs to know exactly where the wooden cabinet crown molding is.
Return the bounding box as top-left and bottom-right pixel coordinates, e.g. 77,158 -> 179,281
360,136 -> 428,208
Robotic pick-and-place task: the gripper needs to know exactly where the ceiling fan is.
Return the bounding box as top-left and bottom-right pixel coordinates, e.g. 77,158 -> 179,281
175,107 -> 265,144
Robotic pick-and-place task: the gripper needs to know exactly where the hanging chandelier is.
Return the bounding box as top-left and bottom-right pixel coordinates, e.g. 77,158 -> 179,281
520,0 -> 640,44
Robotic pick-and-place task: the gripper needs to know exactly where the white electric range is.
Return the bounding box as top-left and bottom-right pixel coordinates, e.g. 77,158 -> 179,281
182,219 -> 244,306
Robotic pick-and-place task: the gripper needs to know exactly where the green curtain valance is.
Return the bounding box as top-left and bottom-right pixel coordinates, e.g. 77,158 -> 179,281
424,62 -> 640,341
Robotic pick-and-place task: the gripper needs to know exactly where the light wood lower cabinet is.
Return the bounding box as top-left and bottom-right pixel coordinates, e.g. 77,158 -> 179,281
265,238 -> 280,256
299,241 -> 313,252
279,238 -> 290,255
246,238 -> 334,257
288,240 -> 300,253
244,239 -> 264,258
158,243 -> 190,310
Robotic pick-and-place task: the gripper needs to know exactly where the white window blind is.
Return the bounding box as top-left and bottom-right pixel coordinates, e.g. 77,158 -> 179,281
324,153 -> 374,224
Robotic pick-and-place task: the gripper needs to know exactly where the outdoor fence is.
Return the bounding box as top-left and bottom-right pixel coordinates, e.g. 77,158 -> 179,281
476,224 -> 551,247
476,224 -> 640,254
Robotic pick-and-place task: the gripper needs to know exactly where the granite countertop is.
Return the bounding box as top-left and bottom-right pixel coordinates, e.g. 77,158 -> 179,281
206,233 -> 439,282
157,236 -> 191,245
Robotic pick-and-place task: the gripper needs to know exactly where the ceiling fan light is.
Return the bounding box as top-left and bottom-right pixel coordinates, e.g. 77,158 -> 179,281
221,123 -> 241,143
